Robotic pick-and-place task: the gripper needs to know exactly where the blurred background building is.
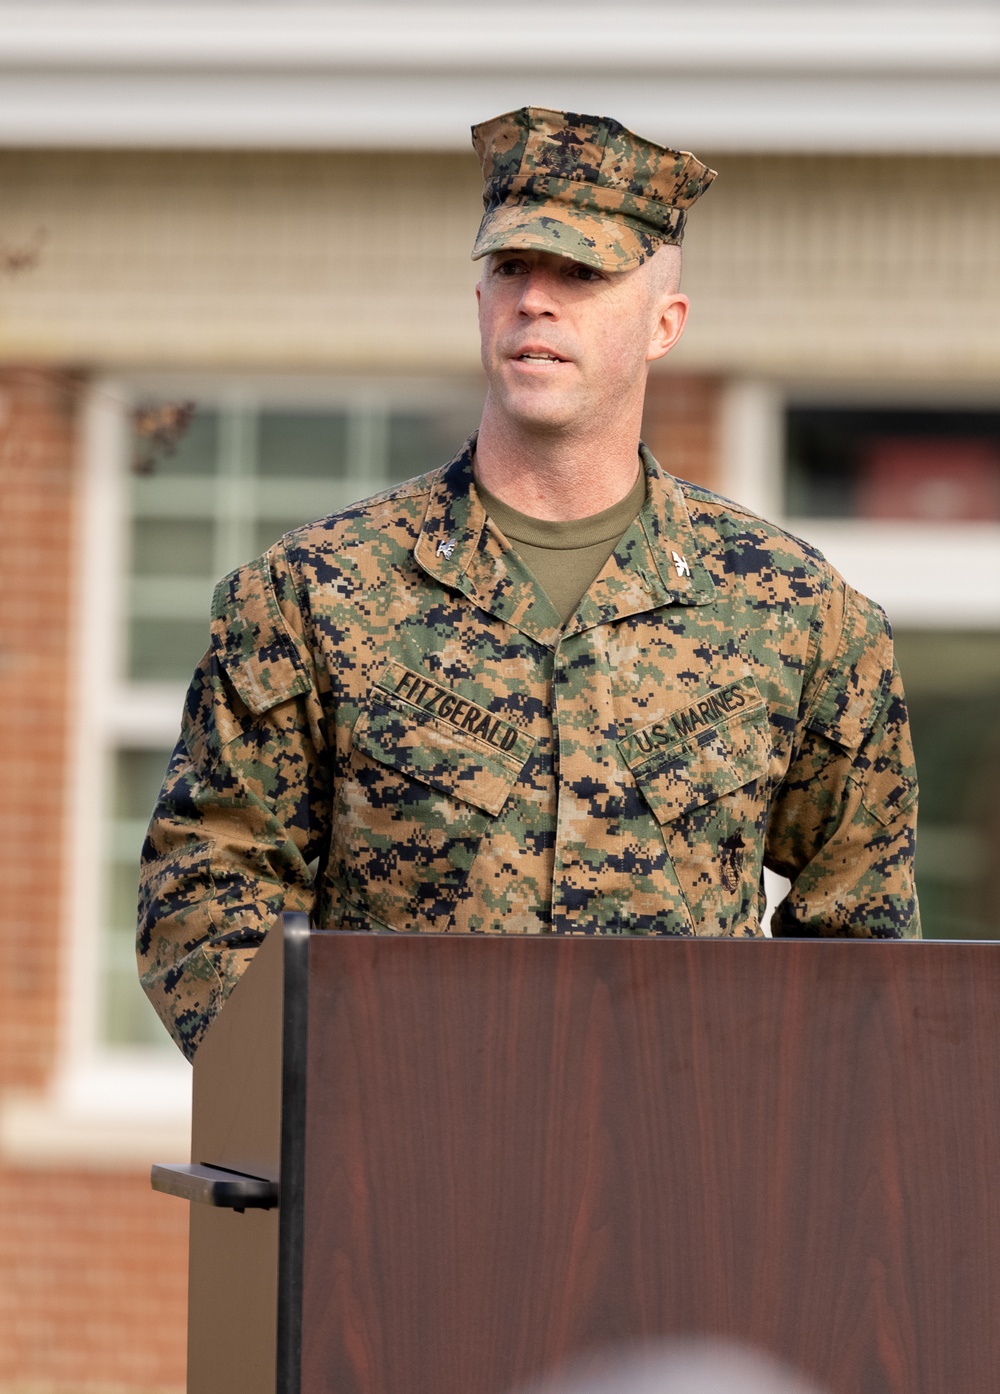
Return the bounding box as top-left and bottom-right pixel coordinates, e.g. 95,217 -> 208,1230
0,2 -> 998,1389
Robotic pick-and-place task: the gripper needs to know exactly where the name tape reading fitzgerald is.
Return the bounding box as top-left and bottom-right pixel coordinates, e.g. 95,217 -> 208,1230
620,677 -> 762,766
377,663 -> 526,755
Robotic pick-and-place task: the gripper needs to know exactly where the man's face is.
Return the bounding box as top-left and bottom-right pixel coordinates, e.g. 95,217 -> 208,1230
476,247 -> 688,436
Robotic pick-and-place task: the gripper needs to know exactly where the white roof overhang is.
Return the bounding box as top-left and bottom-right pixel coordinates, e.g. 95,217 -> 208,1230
1,3 -> 999,151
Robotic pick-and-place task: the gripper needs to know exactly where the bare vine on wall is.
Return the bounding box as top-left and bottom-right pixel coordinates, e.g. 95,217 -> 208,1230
0,227 -> 48,278
0,226 -> 196,476
131,401 -> 197,475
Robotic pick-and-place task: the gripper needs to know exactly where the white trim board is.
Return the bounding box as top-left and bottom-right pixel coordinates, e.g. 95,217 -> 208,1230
0,4 -> 999,150
787,522 -> 1000,629
4,5 -> 999,72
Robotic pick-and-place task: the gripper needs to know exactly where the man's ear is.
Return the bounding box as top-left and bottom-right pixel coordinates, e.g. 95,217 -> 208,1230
647,294 -> 689,364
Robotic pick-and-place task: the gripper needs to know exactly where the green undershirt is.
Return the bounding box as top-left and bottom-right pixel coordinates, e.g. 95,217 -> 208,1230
476,468 -> 647,626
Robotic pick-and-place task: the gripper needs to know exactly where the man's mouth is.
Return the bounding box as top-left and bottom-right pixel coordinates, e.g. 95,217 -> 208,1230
514,351 -> 568,364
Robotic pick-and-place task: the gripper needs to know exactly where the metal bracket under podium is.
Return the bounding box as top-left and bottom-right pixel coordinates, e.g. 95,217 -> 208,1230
151,1162 -> 278,1211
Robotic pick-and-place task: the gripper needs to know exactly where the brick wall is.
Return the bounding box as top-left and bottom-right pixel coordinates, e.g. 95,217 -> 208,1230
0,1170 -> 187,1393
0,368 -> 78,1092
641,372 -> 723,493
0,370 -> 186,1393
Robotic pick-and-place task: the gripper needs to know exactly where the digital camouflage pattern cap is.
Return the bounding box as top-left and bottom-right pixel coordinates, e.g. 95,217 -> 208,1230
471,106 -> 717,272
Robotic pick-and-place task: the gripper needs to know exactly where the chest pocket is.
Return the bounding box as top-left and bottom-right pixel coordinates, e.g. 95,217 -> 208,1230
335,685 -> 534,934
620,681 -> 772,937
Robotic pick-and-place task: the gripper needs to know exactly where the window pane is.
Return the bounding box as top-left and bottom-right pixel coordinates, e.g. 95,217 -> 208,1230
104,874 -> 173,1048
128,617 -> 208,682
894,631 -> 1000,939
258,411 -> 349,478
131,519 -> 215,578
114,747 -> 173,820
255,517 -> 316,556
132,405 -> 219,478
387,407 -> 478,482
103,747 -> 176,1049
786,407 -> 1000,520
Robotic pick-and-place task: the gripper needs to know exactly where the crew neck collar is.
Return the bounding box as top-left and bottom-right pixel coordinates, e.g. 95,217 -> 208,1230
413,434 -> 716,648
475,468 -> 646,551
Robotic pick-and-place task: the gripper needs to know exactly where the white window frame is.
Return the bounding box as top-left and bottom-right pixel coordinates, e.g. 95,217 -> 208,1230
720,378 -> 1000,630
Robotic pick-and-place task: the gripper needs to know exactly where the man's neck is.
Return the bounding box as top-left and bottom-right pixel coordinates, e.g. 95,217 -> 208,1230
473,402 -> 644,522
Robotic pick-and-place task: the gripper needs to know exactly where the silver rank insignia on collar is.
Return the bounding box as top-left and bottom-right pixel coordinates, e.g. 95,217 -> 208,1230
436,537 -> 457,559
671,550 -> 691,578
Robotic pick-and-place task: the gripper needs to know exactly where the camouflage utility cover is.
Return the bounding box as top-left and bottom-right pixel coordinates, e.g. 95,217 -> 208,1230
471,107 -> 716,271
138,442 -> 919,1060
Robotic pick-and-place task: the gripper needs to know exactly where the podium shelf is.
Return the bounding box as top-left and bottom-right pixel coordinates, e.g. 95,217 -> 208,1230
151,1162 -> 278,1211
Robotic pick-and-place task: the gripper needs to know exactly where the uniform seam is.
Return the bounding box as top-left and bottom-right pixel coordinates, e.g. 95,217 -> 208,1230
676,482 -> 836,577
262,550 -> 312,667
802,575 -> 849,732
805,587 -> 892,747
848,676 -> 918,822
212,555 -> 314,715
280,480 -> 436,548
332,477 -> 435,520
354,705 -> 527,814
274,537 -> 317,657
676,480 -> 765,522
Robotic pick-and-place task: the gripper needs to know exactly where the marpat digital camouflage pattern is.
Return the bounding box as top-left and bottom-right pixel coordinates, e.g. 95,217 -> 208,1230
471,107 -> 716,272
138,442 -> 919,1060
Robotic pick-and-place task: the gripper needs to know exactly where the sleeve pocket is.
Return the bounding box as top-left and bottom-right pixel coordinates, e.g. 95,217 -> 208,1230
626,703 -> 772,825
352,696 -> 531,818
211,554 -> 313,716
804,589 -> 893,751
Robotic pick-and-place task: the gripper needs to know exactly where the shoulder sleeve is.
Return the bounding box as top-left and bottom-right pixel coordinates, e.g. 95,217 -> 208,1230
139,542 -> 328,1058
804,582 -> 894,751
211,552 -> 313,716
766,577 -> 920,937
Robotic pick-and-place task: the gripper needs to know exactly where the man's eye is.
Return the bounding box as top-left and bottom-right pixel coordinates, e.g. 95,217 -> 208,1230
569,263 -> 603,282
496,258 -> 527,276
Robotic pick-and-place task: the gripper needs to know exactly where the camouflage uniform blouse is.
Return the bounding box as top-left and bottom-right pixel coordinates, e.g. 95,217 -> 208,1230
138,442 -> 920,1059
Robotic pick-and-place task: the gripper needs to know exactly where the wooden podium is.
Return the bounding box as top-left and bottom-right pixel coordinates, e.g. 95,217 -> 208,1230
153,919 -> 1000,1394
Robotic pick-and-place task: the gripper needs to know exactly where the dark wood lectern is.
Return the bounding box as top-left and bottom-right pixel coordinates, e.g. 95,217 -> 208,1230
153,921 -> 1000,1394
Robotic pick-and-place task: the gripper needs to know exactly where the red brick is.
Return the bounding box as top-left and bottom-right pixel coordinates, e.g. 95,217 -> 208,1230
0,369 -> 79,1093
0,1165 -> 187,1390
0,370 -> 188,1394
641,372 -> 723,492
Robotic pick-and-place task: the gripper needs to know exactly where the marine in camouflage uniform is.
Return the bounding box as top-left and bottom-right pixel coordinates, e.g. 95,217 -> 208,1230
138,108 -> 919,1060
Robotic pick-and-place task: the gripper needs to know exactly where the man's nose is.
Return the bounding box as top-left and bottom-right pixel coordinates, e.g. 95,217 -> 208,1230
516,270 -> 560,317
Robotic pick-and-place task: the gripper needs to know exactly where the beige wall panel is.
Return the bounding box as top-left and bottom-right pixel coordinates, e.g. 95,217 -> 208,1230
0,150 -> 998,380
682,153 -> 1000,381
0,151 -> 484,369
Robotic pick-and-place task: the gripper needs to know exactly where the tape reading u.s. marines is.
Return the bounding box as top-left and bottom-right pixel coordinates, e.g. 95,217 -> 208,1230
385,665 -> 521,753
630,680 -> 754,757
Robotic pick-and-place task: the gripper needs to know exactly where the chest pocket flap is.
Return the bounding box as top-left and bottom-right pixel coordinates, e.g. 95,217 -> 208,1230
353,690 -> 534,818
619,679 -> 771,823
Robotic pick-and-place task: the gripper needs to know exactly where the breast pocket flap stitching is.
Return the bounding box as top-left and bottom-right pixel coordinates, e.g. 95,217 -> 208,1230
628,703 -> 771,826
352,699 -> 531,817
